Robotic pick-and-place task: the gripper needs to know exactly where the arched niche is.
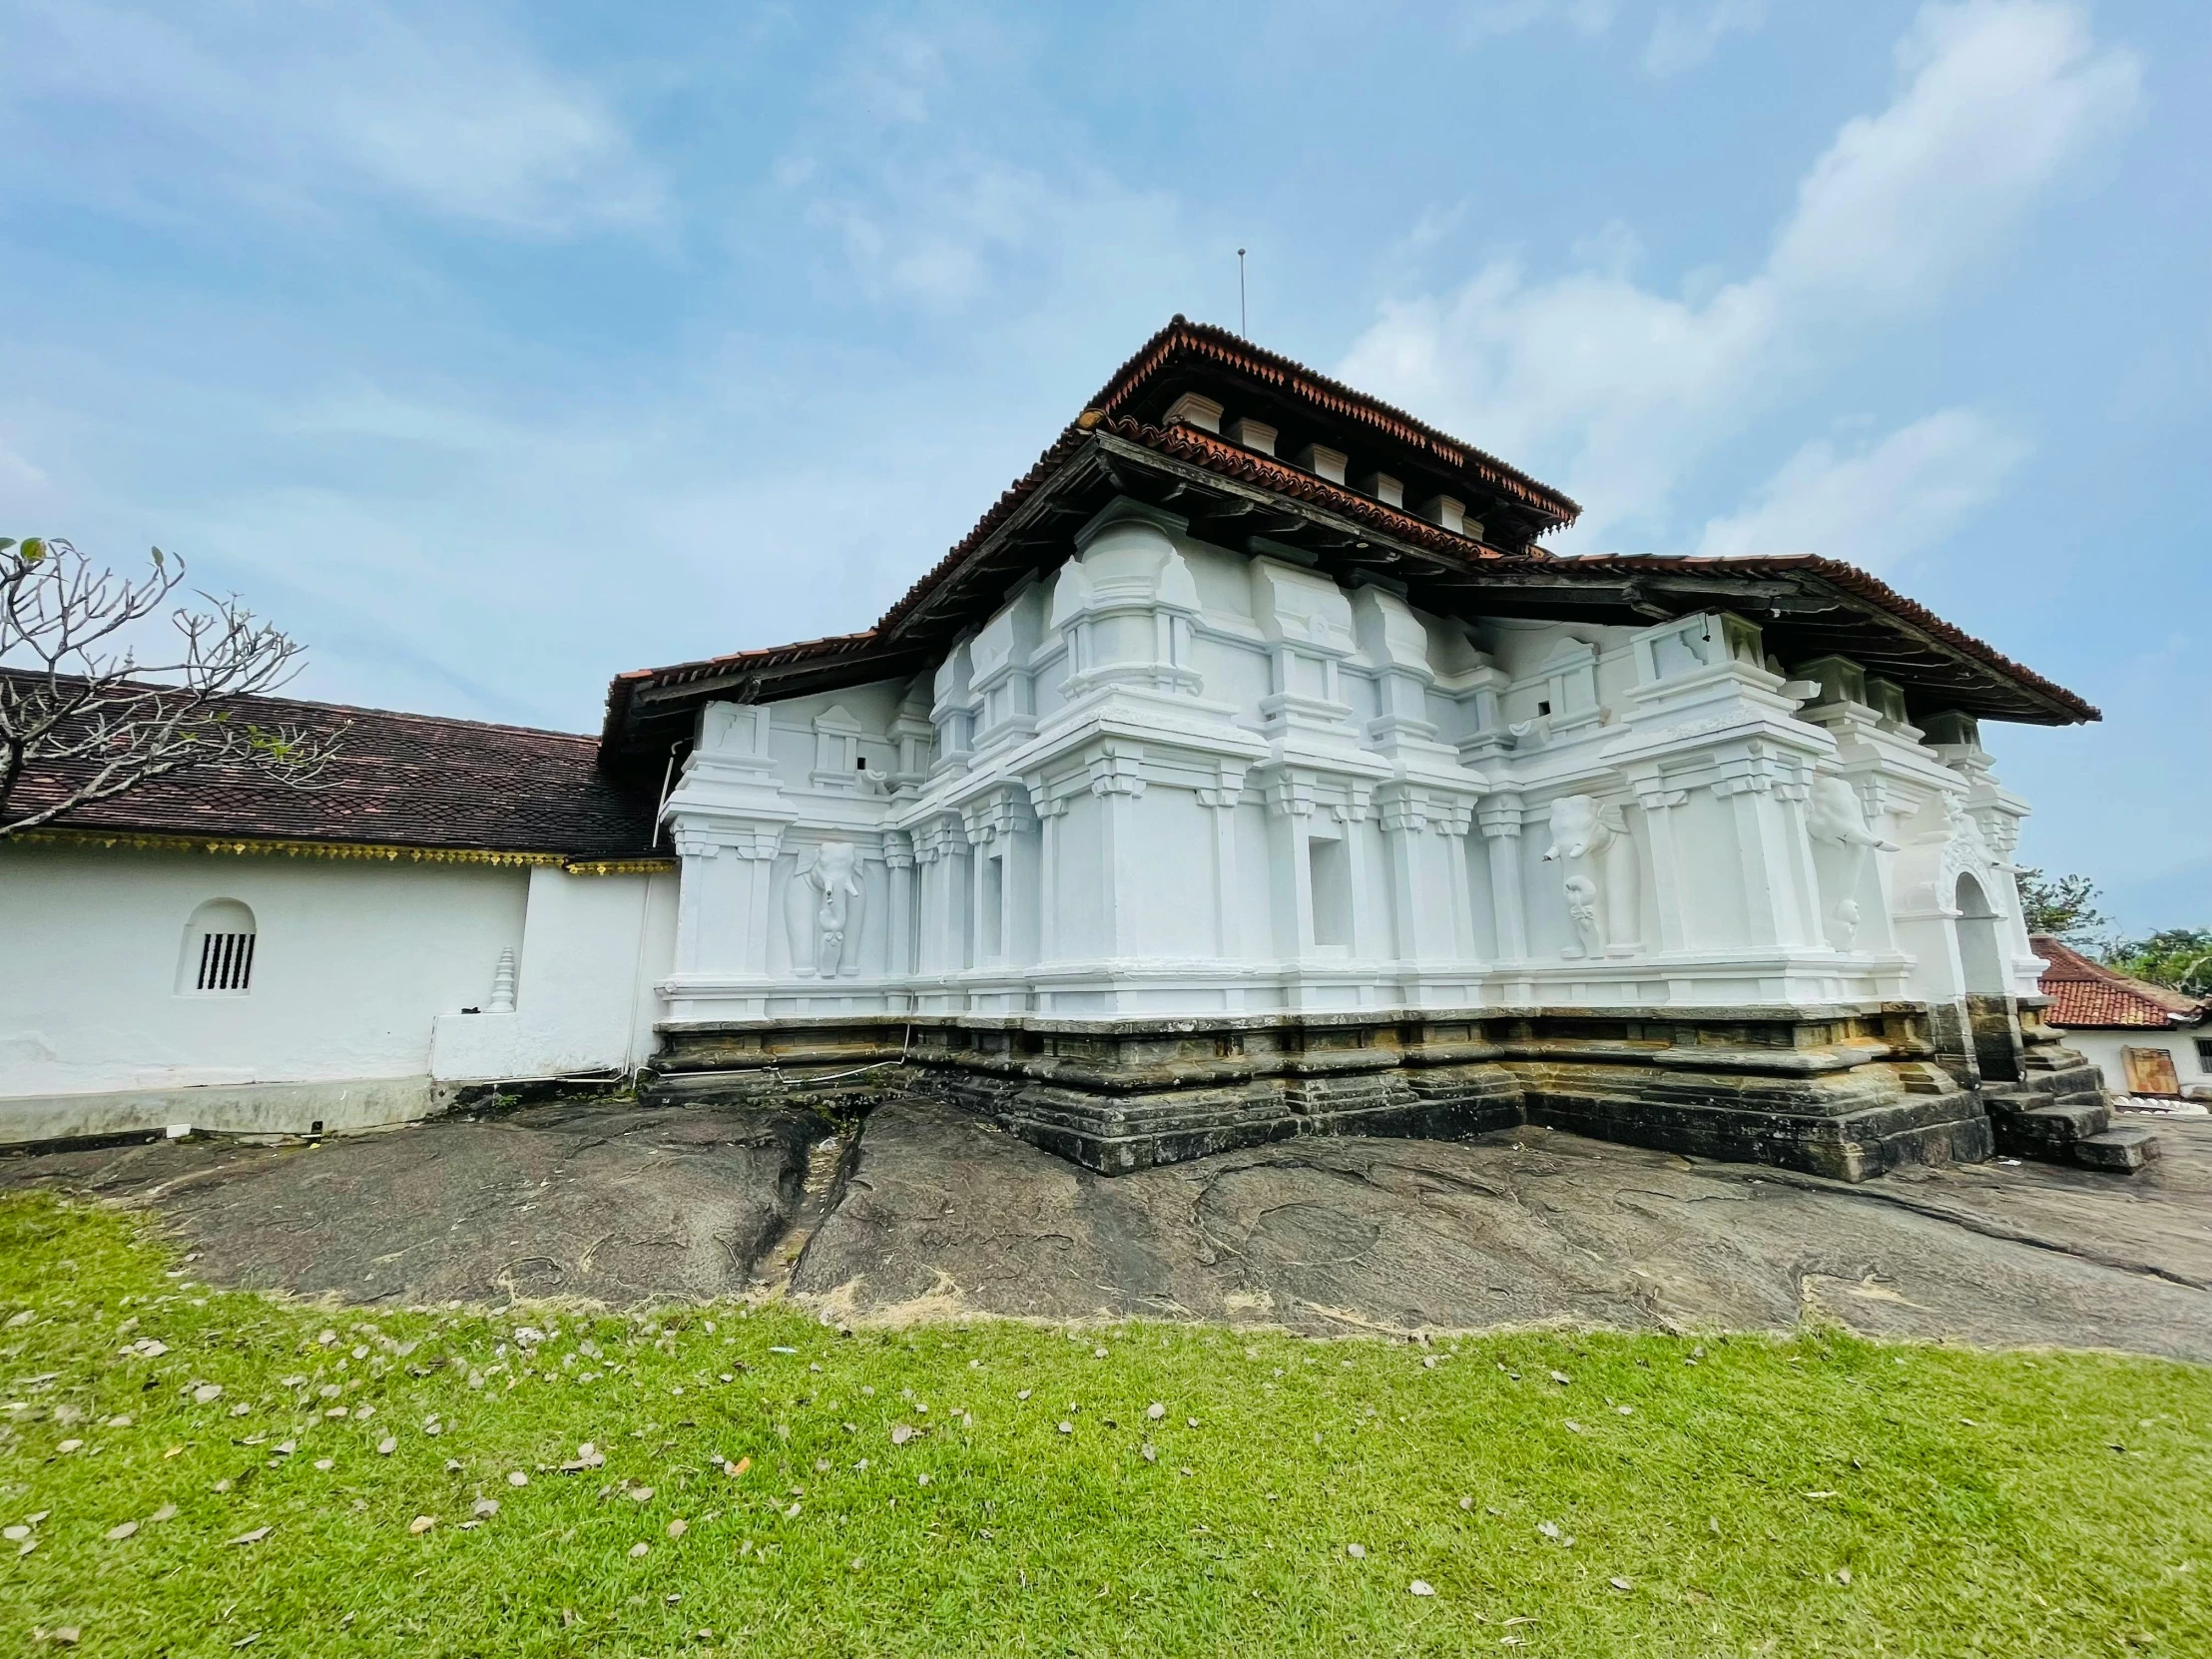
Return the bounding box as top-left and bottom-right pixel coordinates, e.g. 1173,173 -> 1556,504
178,897 -> 258,995
1953,873 -> 2018,1082
1953,873 -> 2005,994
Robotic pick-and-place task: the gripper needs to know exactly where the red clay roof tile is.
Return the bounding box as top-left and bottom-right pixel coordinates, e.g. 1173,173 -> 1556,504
2032,935 -> 2206,1028
6,676 -> 658,856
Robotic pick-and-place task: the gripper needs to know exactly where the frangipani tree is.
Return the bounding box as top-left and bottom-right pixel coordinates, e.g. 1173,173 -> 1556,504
0,535 -> 339,837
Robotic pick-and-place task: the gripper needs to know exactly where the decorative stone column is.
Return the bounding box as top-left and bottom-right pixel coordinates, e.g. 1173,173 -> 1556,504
1626,779 -> 1692,955
659,703 -> 797,1017
1435,797 -> 1476,964
1195,761 -> 1251,961
1260,768 -> 1375,963
1028,789 -> 1071,962
1379,783 -> 1476,965
1709,748 -> 1823,950
961,785 -> 1039,967
1088,741 -> 1148,960
910,816 -> 970,979
881,830 -> 915,981
1477,793 -> 1528,963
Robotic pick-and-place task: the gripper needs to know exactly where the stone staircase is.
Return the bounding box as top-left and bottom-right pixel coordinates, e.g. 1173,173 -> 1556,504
1986,1061 -> 2159,1183
1982,1089 -> 2157,1171
1976,1018 -> 2161,1174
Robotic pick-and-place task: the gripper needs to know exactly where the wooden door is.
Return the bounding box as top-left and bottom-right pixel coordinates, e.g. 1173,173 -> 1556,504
2122,1045 -> 2182,1096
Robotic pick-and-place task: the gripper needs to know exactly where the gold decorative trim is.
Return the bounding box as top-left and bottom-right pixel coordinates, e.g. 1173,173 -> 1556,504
562,856 -> 678,877
12,827 -> 567,868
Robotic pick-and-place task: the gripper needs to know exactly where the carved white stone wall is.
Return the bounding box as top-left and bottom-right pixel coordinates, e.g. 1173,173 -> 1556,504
657,494 -> 2047,1020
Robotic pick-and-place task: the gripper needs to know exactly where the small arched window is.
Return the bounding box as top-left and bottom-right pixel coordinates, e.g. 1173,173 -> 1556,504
179,898 -> 257,995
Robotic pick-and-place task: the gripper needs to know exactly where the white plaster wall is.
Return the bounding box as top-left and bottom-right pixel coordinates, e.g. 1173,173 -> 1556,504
2060,1026 -> 2212,1098
0,841 -> 527,1102
428,866 -> 676,1082
656,494 -> 2039,1023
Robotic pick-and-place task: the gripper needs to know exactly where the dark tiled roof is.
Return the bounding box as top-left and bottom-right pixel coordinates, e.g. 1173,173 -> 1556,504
1086,316 -> 1580,529
1494,554 -> 2098,724
5,677 -> 658,857
601,316 -> 1565,749
601,318 -> 2097,756
2032,935 -> 2206,1029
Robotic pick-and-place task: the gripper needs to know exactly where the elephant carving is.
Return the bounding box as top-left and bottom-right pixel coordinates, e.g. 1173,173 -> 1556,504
1544,795 -> 1640,958
1806,776 -> 1897,950
786,840 -> 865,977
1809,775 -> 1896,851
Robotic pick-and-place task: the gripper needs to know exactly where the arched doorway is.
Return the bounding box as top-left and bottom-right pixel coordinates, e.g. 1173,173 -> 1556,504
1953,873 -> 2016,1081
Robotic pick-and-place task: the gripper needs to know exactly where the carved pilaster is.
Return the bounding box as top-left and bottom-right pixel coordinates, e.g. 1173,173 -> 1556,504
1028,788 -> 1073,961
1477,792 -> 1527,963
1195,761 -> 1250,959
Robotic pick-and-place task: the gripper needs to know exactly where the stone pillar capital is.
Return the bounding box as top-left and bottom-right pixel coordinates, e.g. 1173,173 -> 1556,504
1476,793 -> 1525,840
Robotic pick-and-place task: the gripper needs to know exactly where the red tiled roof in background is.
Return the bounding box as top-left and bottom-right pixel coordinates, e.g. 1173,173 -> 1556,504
2031,934 -> 2207,1029
4,676 -> 658,857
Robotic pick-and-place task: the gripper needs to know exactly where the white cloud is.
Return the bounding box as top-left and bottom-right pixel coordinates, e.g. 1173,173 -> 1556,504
1645,0 -> 1766,76
0,0 -> 660,235
0,438 -> 48,494
783,21 -> 1203,322
1459,0 -> 1617,44
1340,1 -> 2139,544
1692,408 -> 2029,567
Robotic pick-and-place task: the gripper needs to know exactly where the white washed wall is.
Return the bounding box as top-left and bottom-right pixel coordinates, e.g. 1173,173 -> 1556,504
659,497 -> 2044,1023
2060,1027 -> 2212,1099
430,865 -> 676,1082
0,842 -> 674,1140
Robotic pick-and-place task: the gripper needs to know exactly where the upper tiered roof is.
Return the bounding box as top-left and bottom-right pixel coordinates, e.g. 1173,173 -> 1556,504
599,317 -> 2096,768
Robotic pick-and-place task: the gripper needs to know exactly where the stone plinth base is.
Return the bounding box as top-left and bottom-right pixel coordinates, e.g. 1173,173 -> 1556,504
648,1003 -> 1992,1182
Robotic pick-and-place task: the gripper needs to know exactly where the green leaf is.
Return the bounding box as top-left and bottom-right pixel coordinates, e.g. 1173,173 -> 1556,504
20,537 -> 44,564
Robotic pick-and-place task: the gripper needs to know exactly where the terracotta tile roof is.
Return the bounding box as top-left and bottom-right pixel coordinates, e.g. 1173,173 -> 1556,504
1494,554 -> 2098,725
874,411 -> 1515,637
2032,935 -> 2207,1029
600,318 -> 2096,756
601,316 -> 1569,749
4,675 -> 658,857
1085,316 -> 1580,530
599,398 -> 1534,748
608,631 -> 888,701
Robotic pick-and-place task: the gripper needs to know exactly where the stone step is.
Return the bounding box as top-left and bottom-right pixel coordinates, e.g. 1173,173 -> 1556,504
2072,1126 -> 2160,1173
1988,1098 -> 2112,1160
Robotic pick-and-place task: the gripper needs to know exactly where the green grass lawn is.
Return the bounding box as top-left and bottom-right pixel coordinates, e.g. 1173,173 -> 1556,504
2,1194 -> 2208,1657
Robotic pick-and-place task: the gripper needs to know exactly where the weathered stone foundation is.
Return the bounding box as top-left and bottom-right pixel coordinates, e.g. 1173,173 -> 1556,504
647,1001 -> 2003,1182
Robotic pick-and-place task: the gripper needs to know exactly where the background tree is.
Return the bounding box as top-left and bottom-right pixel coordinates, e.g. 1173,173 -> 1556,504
2104,929 -> 2212,1000
1,535 -> 339,837
2016,867 -> 2112,941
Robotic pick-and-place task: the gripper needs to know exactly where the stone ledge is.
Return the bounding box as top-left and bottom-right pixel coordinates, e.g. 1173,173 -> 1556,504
0,1076 -> 437,1148
645,1003 -> 1982,1182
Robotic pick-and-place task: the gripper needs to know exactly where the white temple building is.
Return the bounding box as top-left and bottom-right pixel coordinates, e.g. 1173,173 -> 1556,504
0,319 -> 2149,1178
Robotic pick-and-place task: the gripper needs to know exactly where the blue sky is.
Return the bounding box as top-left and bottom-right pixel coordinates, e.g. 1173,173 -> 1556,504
1,1 -> 2205,929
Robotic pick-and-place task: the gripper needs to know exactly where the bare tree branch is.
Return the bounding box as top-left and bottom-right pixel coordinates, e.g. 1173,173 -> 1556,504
1,535 -> 342,837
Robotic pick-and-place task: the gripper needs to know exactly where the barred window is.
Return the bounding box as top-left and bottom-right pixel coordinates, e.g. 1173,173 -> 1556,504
179,899 -> 257,995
